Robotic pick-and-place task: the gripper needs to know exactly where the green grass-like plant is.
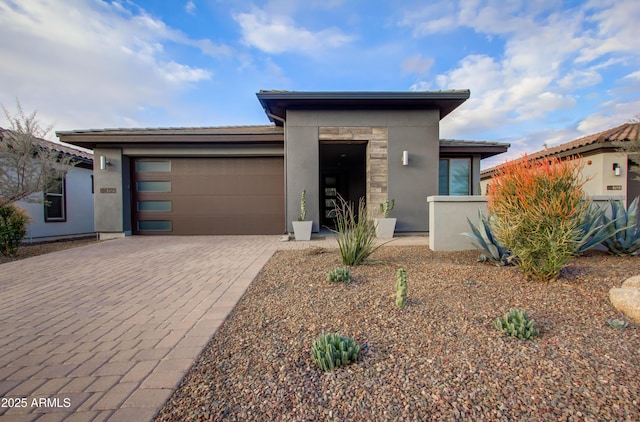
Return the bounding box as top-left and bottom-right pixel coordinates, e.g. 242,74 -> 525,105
327,266 -> 352,283
495,308 -> 539,340
329,195 -> 377,266
311,332 -> 360,372
395,268 -> 407,308
0,204 -> 30,256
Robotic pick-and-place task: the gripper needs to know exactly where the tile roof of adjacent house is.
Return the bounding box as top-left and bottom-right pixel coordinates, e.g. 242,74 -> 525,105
481,122 -> 638,178
0,127 -> 93,164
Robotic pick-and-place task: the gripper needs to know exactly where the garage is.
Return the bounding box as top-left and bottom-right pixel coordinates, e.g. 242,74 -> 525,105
132,157 -> 284,235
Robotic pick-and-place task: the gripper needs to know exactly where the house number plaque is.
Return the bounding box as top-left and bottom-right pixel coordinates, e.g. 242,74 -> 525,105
100,188 -> 117,194
606,185 -> 622,191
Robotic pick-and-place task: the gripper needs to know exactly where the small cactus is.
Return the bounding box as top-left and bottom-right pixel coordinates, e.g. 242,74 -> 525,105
495,308 -> 539,340
298,190 -> 307,221
380,199 -> 395,218
311,332 -> 360,372
395,268 -> 407,308
606,318 -> 628,329
327,266 -> 351,283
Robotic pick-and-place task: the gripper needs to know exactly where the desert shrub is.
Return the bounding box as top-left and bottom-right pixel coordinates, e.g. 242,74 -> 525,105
488,155 -> 589,281
601,198 -> 640,255
311,332 -> 360,372
461,210 -> 512,265
395,268 -> 407,308
329,195 -> 377,266
494,308 -> 539,340
0,204 -> 30,256
327,266 -> 351,283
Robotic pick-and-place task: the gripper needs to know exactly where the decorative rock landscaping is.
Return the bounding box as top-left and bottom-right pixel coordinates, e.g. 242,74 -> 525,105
156,246 -> 639,421
610,275 -> 640,323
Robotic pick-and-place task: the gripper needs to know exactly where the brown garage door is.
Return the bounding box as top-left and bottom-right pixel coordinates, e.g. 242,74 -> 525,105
132,157 -> 284,235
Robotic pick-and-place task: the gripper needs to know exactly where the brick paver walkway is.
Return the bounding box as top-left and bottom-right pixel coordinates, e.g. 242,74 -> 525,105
0,234 -> 427,421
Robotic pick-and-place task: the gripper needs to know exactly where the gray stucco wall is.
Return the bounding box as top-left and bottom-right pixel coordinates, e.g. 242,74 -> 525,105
286,109 -> 440,232
93,147 -> 124,234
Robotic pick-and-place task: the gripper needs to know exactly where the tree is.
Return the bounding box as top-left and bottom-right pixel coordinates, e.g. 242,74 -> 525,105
612,114 -> 640,181
0,101 -> 74,208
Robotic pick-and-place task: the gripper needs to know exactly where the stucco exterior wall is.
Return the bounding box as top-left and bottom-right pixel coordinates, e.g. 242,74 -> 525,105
18,166 -> 95,242
286,109 -> 440,232
481,152 -> 630,198
93,147 -> 124,237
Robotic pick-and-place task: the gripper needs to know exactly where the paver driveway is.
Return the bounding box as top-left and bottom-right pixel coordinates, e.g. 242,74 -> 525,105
0,236 -> 279,421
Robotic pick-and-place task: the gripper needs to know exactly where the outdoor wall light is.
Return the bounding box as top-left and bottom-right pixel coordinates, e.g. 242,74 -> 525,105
99,155 -> 112,171
402,150 -> 409,166
613,162 -> 621,176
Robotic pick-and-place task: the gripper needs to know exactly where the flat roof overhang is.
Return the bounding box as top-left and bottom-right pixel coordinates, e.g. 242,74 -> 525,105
256,90 -> 471,125
440,140 -> 511,160
56,125 -> 284,150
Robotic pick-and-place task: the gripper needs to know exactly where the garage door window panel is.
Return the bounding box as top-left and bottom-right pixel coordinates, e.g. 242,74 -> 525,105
135,161 -> 171,172
136,181 -> 171,192
137,201 -> 172,211
137,220 -> 172,231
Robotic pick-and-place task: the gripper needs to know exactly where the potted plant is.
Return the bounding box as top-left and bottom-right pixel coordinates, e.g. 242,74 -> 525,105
374,198 -> 396,238
292,190 -> 313,241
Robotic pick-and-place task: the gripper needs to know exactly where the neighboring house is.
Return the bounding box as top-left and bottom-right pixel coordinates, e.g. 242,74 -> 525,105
57,90 -> 509,239
480,123 -> 640,206
0,128 -> 95,242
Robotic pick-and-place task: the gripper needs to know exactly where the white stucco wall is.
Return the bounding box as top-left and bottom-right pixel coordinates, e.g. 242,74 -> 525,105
481,152 -> 630,197
16,166 -> 95,242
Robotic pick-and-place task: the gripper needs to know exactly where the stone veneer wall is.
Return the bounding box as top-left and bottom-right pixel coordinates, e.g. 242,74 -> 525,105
318,126 -> 389,214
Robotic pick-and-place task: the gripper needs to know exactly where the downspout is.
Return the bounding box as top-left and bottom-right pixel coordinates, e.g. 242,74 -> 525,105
266,112 -> 288,234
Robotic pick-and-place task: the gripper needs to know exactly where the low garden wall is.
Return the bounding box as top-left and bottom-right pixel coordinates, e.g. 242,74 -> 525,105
427,195 -> 626,252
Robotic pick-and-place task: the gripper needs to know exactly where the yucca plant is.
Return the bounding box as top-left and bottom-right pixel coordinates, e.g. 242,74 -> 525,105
495,308 -> 539,340
461,210 -> 511,265
329,195 -> 377,266
311,332 -> 360,372
601,197 -> 640,255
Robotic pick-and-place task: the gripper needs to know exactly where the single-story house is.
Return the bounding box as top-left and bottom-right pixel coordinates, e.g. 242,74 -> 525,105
0,128 -> 95,242
480,123 -> 640,206
57,90 -> 509,239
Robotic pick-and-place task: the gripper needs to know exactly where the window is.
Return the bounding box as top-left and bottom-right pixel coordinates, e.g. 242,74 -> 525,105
135,161 -> 171,172
439,158 -> 471,196
45,177 -> 66,222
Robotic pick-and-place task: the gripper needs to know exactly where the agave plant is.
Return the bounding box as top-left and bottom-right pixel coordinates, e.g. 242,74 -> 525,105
461,210 -> 511,265
573,203 -> 622,254
601,197 -> 640,255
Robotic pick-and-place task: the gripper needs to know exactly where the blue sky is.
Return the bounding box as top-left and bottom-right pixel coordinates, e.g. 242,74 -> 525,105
0,0 -> 639,167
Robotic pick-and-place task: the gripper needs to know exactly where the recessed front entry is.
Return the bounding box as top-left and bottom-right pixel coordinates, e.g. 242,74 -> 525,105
319,142 -> 367,228
132,157 -> 284,235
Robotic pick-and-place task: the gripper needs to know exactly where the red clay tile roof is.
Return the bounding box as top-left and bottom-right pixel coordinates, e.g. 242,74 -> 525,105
0,127 -> 93,163
481,122 -> 638,178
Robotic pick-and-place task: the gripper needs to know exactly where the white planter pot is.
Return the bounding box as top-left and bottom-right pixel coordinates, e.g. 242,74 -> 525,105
292,221 -> 313,241
374,218 -> 397,238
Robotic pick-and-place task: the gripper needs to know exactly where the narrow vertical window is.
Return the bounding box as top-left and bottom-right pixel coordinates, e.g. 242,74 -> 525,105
45,177 -> 66,222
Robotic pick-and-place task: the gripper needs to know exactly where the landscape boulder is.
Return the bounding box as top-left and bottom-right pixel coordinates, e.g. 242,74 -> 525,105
609,275 -> 640,323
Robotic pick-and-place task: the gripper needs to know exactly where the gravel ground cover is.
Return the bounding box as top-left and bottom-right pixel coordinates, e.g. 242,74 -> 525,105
156,246 -> 639,421
0,236 -> 98,265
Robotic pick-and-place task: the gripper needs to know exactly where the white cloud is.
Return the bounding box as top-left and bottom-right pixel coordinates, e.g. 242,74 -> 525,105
401,54 -> 434,75
234,7 -> 353,54
0,0 -> 225,131
405,1 -> 640,141
185,1 -> 196,15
